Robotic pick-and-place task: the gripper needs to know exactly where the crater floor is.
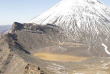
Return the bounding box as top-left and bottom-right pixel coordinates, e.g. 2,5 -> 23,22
34,52 -> 87,62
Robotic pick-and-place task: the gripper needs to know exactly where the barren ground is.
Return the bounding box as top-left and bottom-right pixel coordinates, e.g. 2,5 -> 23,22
34,52 -> 87,62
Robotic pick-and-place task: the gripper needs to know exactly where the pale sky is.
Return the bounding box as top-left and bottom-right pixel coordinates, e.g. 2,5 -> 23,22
0,0 -> 109,25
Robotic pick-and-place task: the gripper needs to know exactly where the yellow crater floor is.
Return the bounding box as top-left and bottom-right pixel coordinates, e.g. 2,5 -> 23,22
34,52 -> 87,62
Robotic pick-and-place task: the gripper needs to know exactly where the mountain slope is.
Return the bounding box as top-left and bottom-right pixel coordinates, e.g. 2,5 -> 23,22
29,0 -> 110,35
0,22 -> 110,74
29,0 -> 110,56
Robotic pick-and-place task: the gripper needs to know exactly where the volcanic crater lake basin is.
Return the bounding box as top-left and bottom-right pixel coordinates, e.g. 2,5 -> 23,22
32,42 -> 89,62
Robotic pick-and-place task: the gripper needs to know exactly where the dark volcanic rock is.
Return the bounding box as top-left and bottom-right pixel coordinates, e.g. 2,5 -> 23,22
11,22 -> 24,33
10,22 -> 63,52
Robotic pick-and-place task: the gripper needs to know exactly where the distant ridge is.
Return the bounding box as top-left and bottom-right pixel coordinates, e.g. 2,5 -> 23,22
0,25 -> 11,34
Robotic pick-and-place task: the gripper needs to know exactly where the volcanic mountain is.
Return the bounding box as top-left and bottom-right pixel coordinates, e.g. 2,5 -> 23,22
0,0 -> 110,74
29,0 -> 110,56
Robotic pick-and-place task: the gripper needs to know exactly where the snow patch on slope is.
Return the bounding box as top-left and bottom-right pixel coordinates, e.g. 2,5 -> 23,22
102,43 -> 110,55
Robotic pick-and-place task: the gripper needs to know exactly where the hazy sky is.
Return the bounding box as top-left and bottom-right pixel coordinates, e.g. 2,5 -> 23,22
0,0 -> 110,25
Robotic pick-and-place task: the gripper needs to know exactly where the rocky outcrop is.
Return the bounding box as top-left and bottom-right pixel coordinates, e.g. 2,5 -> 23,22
0,40 -> 45,74
0,22 -> 50,74
24,64 -> 44,74
9,22 -> 64,53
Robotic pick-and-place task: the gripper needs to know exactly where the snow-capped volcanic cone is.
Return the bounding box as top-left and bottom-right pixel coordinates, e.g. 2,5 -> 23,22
29,0 -> 110,56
